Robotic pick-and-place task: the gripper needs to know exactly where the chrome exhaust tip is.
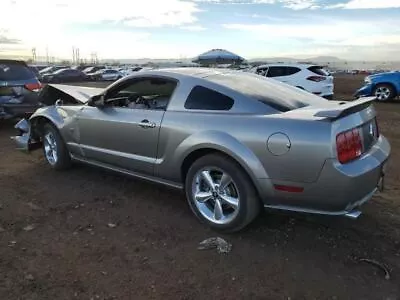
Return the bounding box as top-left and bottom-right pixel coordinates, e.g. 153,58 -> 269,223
344,210 -> 362,219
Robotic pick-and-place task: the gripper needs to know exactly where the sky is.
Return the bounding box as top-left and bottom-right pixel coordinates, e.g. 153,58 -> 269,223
0,0 -> 400,61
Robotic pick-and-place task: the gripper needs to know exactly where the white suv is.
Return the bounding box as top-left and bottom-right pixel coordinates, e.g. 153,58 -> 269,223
250,64 -> 334,99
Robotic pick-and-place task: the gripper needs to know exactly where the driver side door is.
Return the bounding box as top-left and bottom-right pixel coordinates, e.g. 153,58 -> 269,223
76,77 -> 176,176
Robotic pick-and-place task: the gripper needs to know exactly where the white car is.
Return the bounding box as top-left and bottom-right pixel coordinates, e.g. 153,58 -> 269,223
97,69 -> 123,81
251,64 -> 334,99
118,67 -> 143,77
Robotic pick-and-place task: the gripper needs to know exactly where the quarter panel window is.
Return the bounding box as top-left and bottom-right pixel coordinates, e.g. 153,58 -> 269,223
184,85 -> 234,110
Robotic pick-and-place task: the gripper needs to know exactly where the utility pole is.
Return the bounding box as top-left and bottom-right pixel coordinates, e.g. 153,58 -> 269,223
76,48 -> 80,64
31,47 -> 36,63
46,46 -> 49,64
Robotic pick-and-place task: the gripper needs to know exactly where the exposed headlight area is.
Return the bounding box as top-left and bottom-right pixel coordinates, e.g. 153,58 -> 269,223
364,76 -> 372,84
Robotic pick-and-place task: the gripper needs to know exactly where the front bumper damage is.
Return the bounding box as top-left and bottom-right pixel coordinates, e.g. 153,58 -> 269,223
11,118 -> 41,152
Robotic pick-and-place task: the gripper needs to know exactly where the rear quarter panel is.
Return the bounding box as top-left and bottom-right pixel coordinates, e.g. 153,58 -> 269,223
156,111 -> 332,187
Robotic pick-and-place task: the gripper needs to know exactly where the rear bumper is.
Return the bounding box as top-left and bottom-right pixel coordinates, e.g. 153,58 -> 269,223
261,135 -> 390,216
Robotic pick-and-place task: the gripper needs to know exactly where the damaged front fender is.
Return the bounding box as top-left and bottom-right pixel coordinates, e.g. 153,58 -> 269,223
11,118 -> 41,152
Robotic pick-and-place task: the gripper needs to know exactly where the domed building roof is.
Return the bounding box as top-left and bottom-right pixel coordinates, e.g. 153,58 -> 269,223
193,49 -> 245,64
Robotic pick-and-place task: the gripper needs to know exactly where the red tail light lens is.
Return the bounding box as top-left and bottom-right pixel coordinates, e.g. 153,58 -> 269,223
24,82 -> 42,92
307,76 -> 326,82
336,128 -> 363,164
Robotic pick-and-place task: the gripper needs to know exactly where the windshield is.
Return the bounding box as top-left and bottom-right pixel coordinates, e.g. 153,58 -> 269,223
0,62 -> 36,81
207,72 -> 327,112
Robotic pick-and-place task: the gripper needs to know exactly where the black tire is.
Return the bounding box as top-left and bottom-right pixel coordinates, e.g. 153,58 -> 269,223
42,123 -> 71,170
185,153 -> 260,232
373,84 -> 395,102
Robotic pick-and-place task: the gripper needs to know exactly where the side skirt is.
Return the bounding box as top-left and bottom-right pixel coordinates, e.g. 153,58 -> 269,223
70,154 -> 184,190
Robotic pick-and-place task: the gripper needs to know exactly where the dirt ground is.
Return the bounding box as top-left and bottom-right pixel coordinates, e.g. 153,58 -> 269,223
1,74 -> 399,300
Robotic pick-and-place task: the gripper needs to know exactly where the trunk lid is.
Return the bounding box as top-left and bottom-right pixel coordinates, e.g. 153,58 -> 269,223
282,97 -> 379,161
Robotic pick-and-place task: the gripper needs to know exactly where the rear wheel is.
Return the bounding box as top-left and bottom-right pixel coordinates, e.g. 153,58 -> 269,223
373,84 -> 395,101
42,123 -> 71,170
185,154 -> 260,232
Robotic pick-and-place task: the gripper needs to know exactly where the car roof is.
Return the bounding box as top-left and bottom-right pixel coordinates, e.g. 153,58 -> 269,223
133,67 -> 236,79
256,63 -> 320,68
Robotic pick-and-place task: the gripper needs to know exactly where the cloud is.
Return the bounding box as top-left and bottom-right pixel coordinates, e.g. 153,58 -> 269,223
180,25 -> 207,31
223,17 -> 400,48
223,16 -> 400,60
328,0 -> 400,9
0,0 -> 202,58
191,0 -> 318,9
0,36 -> 20,44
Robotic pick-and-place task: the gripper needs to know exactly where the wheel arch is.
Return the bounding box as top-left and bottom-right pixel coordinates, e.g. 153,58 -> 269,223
29,107 -> 66,139
373,82 -> 398,96
176,131 -> 273,200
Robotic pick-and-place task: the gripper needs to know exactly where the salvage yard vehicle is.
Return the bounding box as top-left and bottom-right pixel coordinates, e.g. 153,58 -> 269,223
0,59 -> 42,120
41,68 -> 89,83
354,71 -> 400,101
12,68 -> 390,232
251,63 -> 334,99
88,69 -> 123,81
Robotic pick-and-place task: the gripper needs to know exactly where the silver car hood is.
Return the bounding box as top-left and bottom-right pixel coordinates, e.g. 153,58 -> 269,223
47,84 -> 104,104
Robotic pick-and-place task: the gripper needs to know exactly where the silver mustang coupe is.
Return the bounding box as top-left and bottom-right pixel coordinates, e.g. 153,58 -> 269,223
12,68 -> 390,232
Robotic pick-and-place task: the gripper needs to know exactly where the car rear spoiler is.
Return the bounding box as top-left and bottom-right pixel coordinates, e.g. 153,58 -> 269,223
313,97 -> 375,119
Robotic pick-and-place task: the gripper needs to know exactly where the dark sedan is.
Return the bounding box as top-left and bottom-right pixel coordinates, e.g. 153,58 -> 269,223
41,68 -> 89,83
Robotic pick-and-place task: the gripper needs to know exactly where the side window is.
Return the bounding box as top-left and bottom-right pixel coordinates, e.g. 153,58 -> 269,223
184,86 -> 234,111
105,77 -> 177,111
286,67 -> 301,76
267,67 -> 286,78
256,67 -> 268,76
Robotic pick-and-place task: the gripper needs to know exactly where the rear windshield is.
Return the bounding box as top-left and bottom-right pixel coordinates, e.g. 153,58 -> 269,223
0,62 -> 35,81
308,66 -> 330,76
206,72 -> 327,112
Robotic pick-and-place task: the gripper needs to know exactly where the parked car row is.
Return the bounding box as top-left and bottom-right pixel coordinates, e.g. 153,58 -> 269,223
30,64 -> 145,83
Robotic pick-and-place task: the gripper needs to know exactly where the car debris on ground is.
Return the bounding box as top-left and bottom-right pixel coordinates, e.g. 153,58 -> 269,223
198,237 -> 232,254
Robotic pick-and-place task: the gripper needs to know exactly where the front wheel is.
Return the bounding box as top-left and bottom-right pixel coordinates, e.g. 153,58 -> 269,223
185,154 -> 260,232
373,84 -> 395,101
42,123 -> 71,170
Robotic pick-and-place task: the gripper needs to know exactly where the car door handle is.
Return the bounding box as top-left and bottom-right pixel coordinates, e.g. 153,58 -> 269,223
139,119 -> 156,128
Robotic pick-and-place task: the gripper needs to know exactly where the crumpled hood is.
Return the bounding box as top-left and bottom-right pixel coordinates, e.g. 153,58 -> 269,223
39,84 -> 104,105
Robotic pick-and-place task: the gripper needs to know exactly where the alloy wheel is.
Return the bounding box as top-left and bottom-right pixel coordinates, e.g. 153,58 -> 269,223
375,86 -> 391,101
192,168 -> 240,225
43,132 -> 58,165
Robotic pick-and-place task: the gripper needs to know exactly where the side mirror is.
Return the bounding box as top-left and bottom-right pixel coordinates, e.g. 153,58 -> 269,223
89,94 -> 105,107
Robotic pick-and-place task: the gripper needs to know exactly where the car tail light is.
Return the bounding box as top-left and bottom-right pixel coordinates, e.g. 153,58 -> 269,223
336,128 -> 363,164
307,76 -> 326,82
24,82 -> 42,92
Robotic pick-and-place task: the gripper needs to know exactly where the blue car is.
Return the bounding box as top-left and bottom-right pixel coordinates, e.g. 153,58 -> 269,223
355,71 -> 400,101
